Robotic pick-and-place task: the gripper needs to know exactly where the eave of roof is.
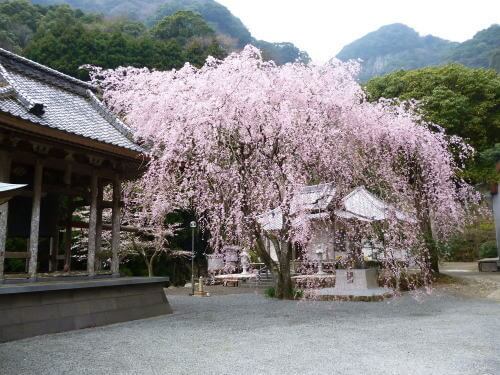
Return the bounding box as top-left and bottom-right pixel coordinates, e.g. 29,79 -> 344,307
0,48 -> 146,156
0,112 -> 145,161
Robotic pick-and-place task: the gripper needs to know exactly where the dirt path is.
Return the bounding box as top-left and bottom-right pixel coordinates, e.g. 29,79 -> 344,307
439,262 -> 500,302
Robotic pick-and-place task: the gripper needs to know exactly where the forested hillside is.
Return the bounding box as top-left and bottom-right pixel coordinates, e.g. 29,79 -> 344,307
30,0 -> 310,64
337,23 -> 500,81
0,0 -> 228,79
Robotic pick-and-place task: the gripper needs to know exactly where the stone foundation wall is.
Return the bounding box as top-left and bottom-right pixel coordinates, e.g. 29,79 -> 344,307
0,278 -> 172,342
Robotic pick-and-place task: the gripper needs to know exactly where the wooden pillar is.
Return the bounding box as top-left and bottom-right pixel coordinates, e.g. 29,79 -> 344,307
87,172 -> 98,278
64,202 -> 73,271
28,160 -> 43,280
63,156 -> 73,271
94,181 -> 103,271
0,151 -> 11,283
49,227 -> 59,273
111,176 -> 121,277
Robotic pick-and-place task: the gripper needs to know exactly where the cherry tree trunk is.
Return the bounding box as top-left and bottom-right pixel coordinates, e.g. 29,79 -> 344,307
274,241 -> 293,299
147,262 -> 154,277
253,232 -> 294,299
275,262 -> 293,299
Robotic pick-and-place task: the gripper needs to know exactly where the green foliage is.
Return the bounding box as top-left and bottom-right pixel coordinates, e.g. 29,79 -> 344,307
32,0 -> 167,20
31,0 -> 307,65
264,287 -> 276,298
0,0 -> 48,52
151,11 -> 215,43
466,144 -> 500,184
479,241 -> 498,259
150,0 -> 252,47
255,40 -> 310,65
0,2 -> 225,80
441,217 -> 496,261
5,259 -> 25,273
365,64 -> 500,183
150,11 -> 225,66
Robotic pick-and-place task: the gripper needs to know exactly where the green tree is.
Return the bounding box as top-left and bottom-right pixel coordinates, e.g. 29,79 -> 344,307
151,11 -> 226,67
23,5 -> 216,79
151,10 -> 214,43
0,0 -> 48,52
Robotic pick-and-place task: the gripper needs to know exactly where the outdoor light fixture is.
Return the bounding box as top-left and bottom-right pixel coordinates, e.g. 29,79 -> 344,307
190,221 -> 197,296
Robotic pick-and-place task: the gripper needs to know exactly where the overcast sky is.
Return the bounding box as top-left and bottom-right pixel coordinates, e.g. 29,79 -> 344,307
217,0 -> 500,63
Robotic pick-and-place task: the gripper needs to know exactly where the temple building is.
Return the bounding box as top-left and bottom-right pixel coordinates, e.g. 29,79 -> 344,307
257,183 -> 411,264
0,47 -> 145,281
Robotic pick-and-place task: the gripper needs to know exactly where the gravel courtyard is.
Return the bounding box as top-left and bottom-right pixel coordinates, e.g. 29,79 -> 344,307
0,287 -> 499,375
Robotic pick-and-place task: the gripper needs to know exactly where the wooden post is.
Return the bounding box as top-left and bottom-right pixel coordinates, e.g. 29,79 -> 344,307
28,160 -> 43,280
0,151 -> 11,283
87,173 -> 98,278
64,203 -> 73,271
94,181 -> 103,271
63,157 -> 72,271
49,227 -> 59,273
111,175 -> 121,277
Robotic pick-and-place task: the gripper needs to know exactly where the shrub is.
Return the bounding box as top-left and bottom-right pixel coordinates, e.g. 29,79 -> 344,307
479,240 -> 498,258
264,287 -> 276,298
442,217 -> 496,261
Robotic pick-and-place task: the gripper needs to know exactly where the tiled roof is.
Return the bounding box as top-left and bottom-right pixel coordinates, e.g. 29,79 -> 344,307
257,183 -> 336,231
0,48 -> 143,153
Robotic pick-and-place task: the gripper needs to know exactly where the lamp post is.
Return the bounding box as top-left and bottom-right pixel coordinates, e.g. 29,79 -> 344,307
190,221 -> 196,296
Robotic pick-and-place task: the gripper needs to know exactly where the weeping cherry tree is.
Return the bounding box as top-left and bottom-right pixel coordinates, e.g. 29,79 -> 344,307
90,46 -> 478,299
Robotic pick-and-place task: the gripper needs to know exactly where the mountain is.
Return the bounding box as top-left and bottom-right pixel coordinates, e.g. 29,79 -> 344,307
336,24 -> 457,81
31,0 -> 310,64
447,24 -> 500,68
337,23 -> 500,81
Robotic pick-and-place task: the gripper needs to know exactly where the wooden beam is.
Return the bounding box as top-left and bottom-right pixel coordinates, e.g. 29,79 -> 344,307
0,113 -> 144,161
5,251 -> 30,259
0,150 -> 11,283
12,150 -> 118,180
28,159 -> 43,280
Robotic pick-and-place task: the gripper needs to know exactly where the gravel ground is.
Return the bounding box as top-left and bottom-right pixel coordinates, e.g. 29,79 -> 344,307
0,289 -> 499,375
